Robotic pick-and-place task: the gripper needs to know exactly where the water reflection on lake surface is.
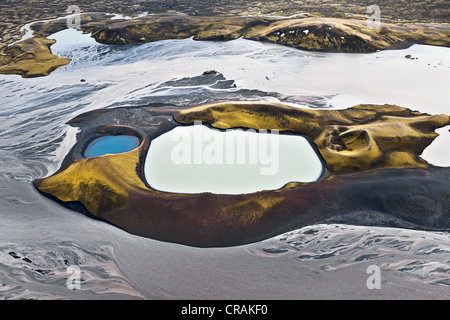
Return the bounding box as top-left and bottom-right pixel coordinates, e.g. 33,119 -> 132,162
145,124 -> 323,194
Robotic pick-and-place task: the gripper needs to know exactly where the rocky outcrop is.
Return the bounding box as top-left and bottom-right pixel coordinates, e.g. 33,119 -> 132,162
2,0 -> 448,48
83,14 -> 450,52
1,12 -> 449,77
0,37 -> 70,78
175,102 -> 450,174
33,102 -> 450,247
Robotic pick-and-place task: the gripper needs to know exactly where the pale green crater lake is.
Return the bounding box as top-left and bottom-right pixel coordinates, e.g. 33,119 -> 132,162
144,124 -> 323,194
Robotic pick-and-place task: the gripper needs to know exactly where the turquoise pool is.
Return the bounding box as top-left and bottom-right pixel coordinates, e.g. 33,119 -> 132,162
84,135 -> 140,158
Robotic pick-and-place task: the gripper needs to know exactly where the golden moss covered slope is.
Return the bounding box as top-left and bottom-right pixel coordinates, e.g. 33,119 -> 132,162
33,103 -> 450,246
1,12 -> 449,77
0,37 -> 70,78
175,102 -> 450,174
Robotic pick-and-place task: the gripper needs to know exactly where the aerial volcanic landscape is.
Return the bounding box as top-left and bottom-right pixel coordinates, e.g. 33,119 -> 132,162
0,0 -> 449,300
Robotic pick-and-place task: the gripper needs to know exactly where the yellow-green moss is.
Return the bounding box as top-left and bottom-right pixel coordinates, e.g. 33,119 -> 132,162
0,37 -> 70,78
175,102 -> 450,174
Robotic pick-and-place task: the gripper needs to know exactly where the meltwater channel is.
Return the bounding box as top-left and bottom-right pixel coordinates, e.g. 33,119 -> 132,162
0,28 -> 449,299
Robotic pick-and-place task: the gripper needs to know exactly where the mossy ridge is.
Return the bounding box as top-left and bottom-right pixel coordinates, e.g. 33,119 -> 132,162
1,0 -> 449,47
83,14 -> 450,51
219,195 -> 285,226
0,37 -> 70,78
33,102 -> 450,247
1,12 -> 449,77
34,142 -> 148,216
175,102 -> 450,174
0,13 -> 114,77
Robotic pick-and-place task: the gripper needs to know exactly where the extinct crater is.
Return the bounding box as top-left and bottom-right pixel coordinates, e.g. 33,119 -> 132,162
33,101 -> 450,247
1,12 -> 449,77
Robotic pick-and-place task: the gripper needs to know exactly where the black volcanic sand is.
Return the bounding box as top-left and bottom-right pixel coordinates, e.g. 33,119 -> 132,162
2,175 -> 450,299
33,102 -> 450,247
